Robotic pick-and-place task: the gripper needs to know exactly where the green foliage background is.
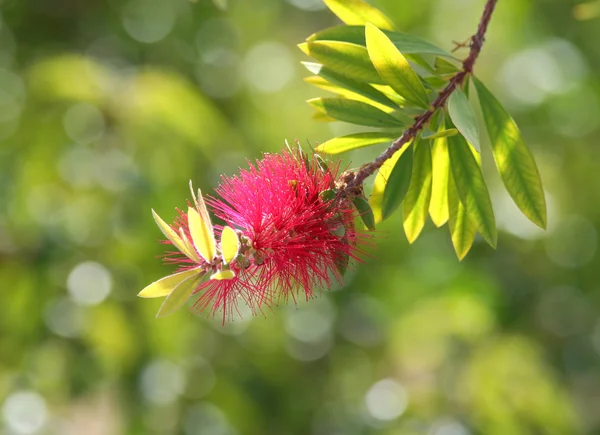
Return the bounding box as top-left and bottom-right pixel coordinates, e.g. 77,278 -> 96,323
1,0 -> 599,434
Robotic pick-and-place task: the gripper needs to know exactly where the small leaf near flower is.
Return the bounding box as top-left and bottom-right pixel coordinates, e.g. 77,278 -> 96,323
156,272 -> 205,318
151,209 -> 197,260
210,270 -> 236,281
188,206 -> 216,263
221,226 -> 240,265
352,196 -> 376,231
138,267 -> 203,299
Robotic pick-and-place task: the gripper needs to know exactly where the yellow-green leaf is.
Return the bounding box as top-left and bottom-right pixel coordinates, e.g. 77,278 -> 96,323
179,228 -> 201,263
365,23 -> 430,109
403,139 -> 432,243
210,270 -> 236,280
188,207 -> 216,262
473,77 -> 547,229
422,128 -> 458,140
447,132 -> 497,248
303,62 -> 398,110
428,133 -> 450,227
370,143 -> 411,223
381,142 -> 414,221
448,171 -> 477,260
301,41 -> 383,85
138,268 -> 203,299
156,272 -> 204,318
448,89 -> 481,151
221,226 -> 239,265
151,209 -> 196,260
308,97 -> 405,128
323,0 -> 395,30
316,132 -> 398,155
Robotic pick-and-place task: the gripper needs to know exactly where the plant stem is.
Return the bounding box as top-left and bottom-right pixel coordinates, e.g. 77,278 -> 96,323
342,0 -> 498,192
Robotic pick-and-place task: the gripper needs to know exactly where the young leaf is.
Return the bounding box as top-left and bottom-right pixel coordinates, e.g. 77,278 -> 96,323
151,209 -> 196,261
365,24 -> 430,109
303,62 -> 398,110
403,139 -> 433,243
308,97 -> 405,128
429,134 -> 451,227
422,128 -> 458,140
156,272 -> 204,318
220,226 -> 239,265
300,41 -> 383,84
473,77 -> 547,229
188,207 -> 216,262
210,269 -> 236,280
307,26 -> 455,59
448,89 -> 481,151
316,132 -> 398,155
324,0 -> 395,31
448,171 -> 478,260
352,196 -> 376,231
381,143 -> 414,221
138,268 -> 203,299
447,132 -> 497,248
179,228 -> 201,263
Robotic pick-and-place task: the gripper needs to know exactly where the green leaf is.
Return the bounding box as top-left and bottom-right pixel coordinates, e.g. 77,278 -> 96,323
370,144 -> 409,223
448,89 -> 481,151
334,248 -> 350,277
303,62 -> 398,110
435,57 -> 460,74
308,97 -> 405,128
324,0 -> 395,30
447,131 -> 497,248
156,272 -> 204,318
138,268 -> 203,299
220,226 -> 239,265
307,26 -> 455,59
352,196 -> 376,231
428,133 -> 451,227
300,41 -> 383,84
448,171 -> 477,260
473,77 -> 547,229
316,132 -> 398,155
381,143 -> 414,221
422,128 -> 458,140
365,24 -> 430,109
403,139 -> 432,243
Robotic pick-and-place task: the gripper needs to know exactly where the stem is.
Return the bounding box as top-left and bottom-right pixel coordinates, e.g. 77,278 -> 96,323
342,0 -> 498,192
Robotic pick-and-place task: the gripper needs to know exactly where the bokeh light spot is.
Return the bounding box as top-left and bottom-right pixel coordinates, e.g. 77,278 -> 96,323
364,379 -> 408,422
67,261 -> 112,306
2,391 -> 48,434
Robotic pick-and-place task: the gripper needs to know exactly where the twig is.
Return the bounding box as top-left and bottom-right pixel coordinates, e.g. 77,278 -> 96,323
341,0 -> 498,193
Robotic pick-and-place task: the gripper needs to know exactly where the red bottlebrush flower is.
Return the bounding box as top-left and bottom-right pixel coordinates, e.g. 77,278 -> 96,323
138,149 -> 364,321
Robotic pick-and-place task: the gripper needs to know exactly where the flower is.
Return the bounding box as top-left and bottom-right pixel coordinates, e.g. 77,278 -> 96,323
138,149 -> 364,321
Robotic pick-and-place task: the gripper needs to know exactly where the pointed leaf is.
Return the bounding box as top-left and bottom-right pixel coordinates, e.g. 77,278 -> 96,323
403,140 -> 432,243
447,132 -> 497,248
156,272 -> 204,318
301,41 -> 383,84
381,142 -> 414,221
303,62 -> 398,110
221,226 -> 239,265
429,134 -> 451,227
435,57 -> 460,74
151,209 -> 196,260
448,89 -> 481,151
324,0 -> 395,30
307,26 -> 455,59
365,23 -> 430,109
352,196 -> 376,230
308,97 -> 405,128
334,248 -> 350,277
448,172 -> 477,260
210,270 -> 235,280
138,268 -> 203,298
316,132 -> 398,155
188,207 -> 216,262
179,228 -> 201,263
370,143 -> 410,223
473,77 -> 547,229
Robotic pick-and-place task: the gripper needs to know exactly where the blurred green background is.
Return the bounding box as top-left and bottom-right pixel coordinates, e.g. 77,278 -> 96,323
1,0 -> 599,434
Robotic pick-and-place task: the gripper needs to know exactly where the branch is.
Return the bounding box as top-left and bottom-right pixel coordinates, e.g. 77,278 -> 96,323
341,0 -> 498,193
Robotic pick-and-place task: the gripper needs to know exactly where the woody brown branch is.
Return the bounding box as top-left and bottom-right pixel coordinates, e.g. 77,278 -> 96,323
340,0 -> 498,193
